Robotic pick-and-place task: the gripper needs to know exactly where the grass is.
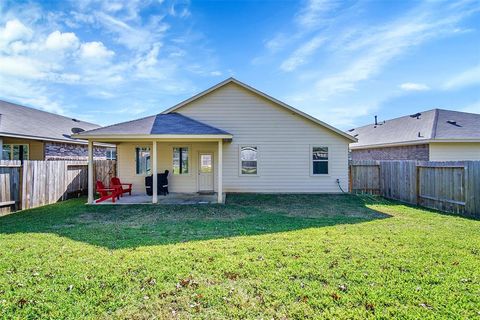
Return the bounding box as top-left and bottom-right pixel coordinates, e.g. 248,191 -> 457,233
0,194 -> 478,319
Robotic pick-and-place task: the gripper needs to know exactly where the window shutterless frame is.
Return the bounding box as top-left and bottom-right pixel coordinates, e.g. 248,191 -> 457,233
2,144 -> 29,161
172,146 -> 191,175
135,146 -> 151,176
238,145 -> 259,176
310,145 -> 330,176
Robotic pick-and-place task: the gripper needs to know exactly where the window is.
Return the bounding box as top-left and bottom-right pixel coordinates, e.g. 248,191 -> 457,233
173,147 -> 189,174
312,146 -> 328,175
106,148 -> 116,160
135,147 -> 151,175
240,146 -> 258,175
2,144 -> 29,160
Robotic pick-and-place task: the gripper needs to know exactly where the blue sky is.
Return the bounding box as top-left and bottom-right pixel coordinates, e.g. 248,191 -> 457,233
0,0 -> 479,130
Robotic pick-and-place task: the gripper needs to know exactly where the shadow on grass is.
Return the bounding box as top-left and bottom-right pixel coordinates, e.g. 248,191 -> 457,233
0,194 -> 390,249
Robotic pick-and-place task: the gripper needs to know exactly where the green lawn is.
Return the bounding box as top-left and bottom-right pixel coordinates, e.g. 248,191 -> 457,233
0,194 -> 478,319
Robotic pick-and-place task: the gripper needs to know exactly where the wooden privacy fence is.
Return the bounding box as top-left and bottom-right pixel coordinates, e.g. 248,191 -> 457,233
0,160 -> 116,214
350,160 -> 480,218
0,160 -> 21,214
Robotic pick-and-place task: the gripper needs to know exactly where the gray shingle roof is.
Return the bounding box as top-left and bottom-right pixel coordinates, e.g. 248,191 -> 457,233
0,100 -> 101,144
350,109 -> 480,148
78,113 -> 231,136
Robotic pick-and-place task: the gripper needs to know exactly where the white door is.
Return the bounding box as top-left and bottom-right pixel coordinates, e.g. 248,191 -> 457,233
198,153 -> 214,192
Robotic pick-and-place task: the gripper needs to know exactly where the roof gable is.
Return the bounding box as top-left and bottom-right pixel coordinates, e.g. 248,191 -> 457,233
162,78 -> 356,142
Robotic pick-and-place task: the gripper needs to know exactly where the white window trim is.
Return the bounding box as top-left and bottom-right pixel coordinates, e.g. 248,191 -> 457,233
2,144 -> 29,161
172,145 -> 192,176
238,145 -> 260,177
310,145 -> 330,176
134,145 -> 151,176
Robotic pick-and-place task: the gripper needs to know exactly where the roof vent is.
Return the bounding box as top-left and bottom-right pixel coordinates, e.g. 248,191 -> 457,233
72,118 -> 80,122
71,127 -> 85,134
447,120 -> 461,127
410,112 -> 421,119
354,134 -> 359,138
348,128 -> 355,132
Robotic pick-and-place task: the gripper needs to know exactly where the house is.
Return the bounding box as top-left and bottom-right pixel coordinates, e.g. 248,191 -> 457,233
75,78 -> 356,204
349,109 -> 480,161
0,100 -> 115,161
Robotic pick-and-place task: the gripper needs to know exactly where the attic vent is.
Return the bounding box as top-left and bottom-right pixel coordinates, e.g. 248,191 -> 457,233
447,120 -> 461,127
410,112 -> 421,119
71,127 -> 85,134
72,118 -> 80,122
348,128 -> 355,132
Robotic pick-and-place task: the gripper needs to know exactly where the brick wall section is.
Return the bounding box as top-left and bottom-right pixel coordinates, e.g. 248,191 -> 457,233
351,144 -> 429,161
44,142 -> 109,160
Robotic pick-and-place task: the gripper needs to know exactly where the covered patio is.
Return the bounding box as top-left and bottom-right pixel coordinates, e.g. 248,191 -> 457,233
73,113 -> 232,205
94,193 -> 223,205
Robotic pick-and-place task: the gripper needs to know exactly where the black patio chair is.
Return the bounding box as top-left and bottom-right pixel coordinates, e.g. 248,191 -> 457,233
145,171 -> 169,196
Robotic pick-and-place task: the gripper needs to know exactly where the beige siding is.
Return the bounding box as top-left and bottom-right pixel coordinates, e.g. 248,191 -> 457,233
117,141 -> 218,194
2,137 -> 44,160
175,82 -> 350,193
429,142 -> 480,161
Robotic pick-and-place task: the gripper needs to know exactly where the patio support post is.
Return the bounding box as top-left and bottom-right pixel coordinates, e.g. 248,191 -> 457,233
217,139 -> 223,203
152,140 -> 158,204
0,137 -> 3,160
87,140 -> 94,204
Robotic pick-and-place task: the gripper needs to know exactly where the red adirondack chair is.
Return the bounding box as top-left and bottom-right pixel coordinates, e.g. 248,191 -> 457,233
110,177 -> 132,196
95,181 -> 120,203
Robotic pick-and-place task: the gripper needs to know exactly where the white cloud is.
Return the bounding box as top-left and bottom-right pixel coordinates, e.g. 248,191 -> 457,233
0,19 -> 33,47
0,77 -> 65,114
399,82 -> 430,91
0,56 -> 49,79
210,70 -> 222,76
268,0 -> 479,127
443,64 -> 480,90
44,31 -> 79,51
280,36 -> 325,71
296,0 -> 338,28
79,41 -> 115,61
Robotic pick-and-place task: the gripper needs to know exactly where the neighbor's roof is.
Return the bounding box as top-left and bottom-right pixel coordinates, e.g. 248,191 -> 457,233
162,77 -> 357,142
0,100 -> 101,144
76,113 -> 232,137
349,109 -> 480,149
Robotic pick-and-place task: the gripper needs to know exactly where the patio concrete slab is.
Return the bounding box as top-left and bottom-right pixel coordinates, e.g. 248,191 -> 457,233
93,193 -> 223,205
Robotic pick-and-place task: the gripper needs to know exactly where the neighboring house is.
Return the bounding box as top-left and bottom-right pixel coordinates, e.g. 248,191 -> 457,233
349,109 -> 480,161
0,100 -> 116,161
76,78 -> 356,203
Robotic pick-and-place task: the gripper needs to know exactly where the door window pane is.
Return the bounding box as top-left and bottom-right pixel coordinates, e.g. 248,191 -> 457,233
200,154 -> 212,173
